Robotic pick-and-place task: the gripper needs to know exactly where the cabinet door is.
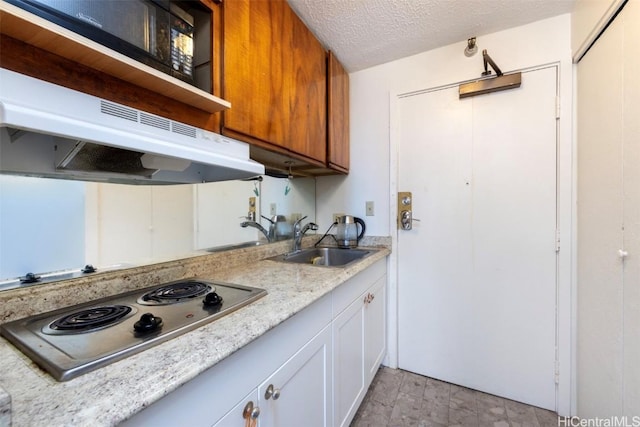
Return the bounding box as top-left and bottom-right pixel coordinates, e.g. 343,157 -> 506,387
287,8 -> 327,164
213,389 -> 259,427
258,325 -> 332,427
327,51 -> 349,172
223,0 -> 289,148
333,294 -> 365,427
223,0 -> 326,164
364,275 -> 387,383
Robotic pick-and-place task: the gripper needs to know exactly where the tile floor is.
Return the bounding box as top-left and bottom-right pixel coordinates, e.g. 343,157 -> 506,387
351,367 -> 559,427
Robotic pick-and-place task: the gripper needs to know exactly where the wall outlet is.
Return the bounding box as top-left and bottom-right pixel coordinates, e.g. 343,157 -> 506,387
270,203 -> 277,216
366,201 -> 375,216
333,213 -> 344,223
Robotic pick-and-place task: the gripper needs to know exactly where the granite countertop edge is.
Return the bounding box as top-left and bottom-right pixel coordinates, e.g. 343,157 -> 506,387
0,236 -> 390,427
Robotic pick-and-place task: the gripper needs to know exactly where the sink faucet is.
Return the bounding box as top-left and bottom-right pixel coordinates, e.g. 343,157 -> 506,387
292,216 -> 318,253
240,220 -> 271,242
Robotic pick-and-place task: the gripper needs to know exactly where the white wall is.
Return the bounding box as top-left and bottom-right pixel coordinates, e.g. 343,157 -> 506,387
317,13 -> 574,414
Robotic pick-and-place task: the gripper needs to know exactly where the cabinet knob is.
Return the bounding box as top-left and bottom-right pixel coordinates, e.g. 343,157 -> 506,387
619,249 -> 629,258
243,401 -> 260,419
265,383 -> 281,400
363,293 -> 375,305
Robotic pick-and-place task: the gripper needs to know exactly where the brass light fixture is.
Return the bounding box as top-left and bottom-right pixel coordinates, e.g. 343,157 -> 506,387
464,37 -> 478,57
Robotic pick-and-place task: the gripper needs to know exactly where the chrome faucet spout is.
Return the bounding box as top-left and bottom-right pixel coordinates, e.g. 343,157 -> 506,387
292,216 -> 318,252
240,221 -> 271,242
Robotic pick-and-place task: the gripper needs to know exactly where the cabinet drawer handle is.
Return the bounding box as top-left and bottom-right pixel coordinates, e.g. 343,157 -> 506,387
243,401 -> 260,419
265,384 -> 281,400
364,293 -> 375,305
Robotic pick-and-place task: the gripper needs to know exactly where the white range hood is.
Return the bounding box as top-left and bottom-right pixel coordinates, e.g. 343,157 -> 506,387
0,68 -> 265,184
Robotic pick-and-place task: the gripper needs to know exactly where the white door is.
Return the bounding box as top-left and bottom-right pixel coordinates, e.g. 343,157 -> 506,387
397,66 -> 558,410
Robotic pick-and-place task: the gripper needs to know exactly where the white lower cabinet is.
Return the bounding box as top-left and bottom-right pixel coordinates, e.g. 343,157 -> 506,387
257,325 -> 332,427
364,275 -> 386,384
333,263 -> 387,427
333,296 -> 366,427
214,390 -> 259,427
122,258 -> 387,427
121,294 -> 332,427
214,326 -> 332,427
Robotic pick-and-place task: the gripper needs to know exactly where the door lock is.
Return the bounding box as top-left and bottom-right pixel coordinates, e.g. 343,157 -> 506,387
401,210 -> 412,230
398,191 -> 420,230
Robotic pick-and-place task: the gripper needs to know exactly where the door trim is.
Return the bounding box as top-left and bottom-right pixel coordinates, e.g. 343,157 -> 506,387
387,61 -> 575,415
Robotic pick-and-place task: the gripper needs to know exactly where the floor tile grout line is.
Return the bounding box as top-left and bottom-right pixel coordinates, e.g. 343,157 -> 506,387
352,367 -> 558,427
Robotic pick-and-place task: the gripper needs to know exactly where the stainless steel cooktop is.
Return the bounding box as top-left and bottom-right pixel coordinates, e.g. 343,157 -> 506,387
0,278 -> 267,381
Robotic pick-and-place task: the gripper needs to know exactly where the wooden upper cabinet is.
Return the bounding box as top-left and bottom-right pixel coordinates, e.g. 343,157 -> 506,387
222,0 -> 327,166
288,5 -> 327,165
327,51 -> 350,172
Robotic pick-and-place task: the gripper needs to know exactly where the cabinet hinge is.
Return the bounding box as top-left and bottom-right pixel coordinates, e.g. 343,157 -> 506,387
554,361 -> 560,385
555,229 -> 560,252
555,96 -> 561,119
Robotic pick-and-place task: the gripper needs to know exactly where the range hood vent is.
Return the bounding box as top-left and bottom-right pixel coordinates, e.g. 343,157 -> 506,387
0,68 -> 264,184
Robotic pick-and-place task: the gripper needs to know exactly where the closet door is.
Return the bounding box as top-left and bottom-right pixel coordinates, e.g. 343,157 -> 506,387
577,1 -> 627,417
621,0 -> 640,416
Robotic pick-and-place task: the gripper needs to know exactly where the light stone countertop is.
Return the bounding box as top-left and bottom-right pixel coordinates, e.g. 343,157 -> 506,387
0,388 -> 9,427
0,237 -> 390,427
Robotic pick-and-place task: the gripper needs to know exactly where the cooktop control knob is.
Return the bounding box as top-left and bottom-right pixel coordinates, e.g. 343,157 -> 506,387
81,264 -> 97,274
20,272 -> 41,284
203,292 -> 224,307
134,313 -> 163,333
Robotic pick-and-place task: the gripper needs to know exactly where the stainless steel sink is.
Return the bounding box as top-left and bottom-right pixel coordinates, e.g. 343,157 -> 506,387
270,247 -> 373,267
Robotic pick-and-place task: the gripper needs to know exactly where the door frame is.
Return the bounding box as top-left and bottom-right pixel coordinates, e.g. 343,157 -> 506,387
387,62 -> 576,415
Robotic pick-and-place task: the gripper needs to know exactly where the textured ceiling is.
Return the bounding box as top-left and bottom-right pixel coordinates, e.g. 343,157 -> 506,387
287,0 -> 576,72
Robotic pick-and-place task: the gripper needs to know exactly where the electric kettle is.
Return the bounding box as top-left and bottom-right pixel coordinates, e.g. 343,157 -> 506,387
335,215 -> 366,248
